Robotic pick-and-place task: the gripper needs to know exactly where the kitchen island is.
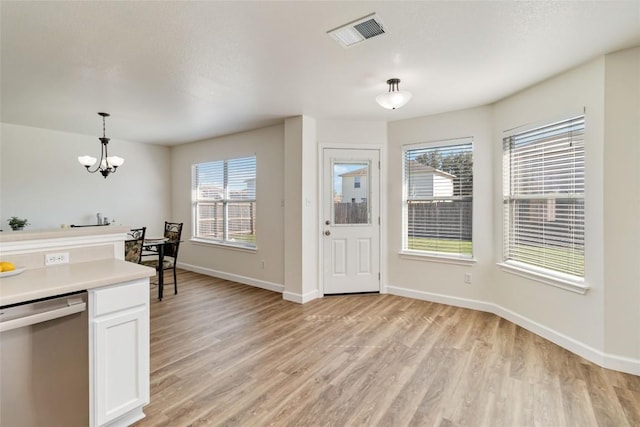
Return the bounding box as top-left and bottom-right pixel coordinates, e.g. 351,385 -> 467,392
0,258 -> 153,306
0,226 -> 155,427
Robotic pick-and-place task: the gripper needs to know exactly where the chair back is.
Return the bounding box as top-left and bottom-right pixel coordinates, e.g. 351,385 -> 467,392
125,227 -> 146,263
163,222 -> 183,258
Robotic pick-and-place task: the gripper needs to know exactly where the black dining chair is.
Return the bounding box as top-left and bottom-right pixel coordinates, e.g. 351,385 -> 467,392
142,222 -> 183,295
124,227 -> 146,264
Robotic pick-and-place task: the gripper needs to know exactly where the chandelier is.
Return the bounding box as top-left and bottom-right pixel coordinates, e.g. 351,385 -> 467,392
78,112 -> 124,178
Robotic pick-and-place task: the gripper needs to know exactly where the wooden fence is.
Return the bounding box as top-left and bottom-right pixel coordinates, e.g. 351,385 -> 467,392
334,202 -> 368,224
197,202 -> 256,237
407,200 -> 472,240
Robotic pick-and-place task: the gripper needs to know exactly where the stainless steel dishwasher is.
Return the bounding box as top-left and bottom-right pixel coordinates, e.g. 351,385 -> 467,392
0,291 -> 89,427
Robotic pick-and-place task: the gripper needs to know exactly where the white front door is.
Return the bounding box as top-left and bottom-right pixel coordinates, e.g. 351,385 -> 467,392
322,148 -> 380,294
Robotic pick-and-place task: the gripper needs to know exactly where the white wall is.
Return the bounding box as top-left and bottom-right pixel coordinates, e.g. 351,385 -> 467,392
387,106 -> 494,302
0,123 -> 170,235
603,47 -> 640,360
316,120 -> 387,146
283,116 -> 319,301
492,58 -> 606,354
282,118 -> 390,302
171,124 -> 285,290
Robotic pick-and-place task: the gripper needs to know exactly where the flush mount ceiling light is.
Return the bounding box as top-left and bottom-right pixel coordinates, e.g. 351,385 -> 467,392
78,112 -> 124,179
376,78 -> 412,110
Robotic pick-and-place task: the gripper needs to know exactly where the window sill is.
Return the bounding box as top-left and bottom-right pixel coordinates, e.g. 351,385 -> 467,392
190,238 -> 258,253
497,261 -> 589,295
399,250 -> 477,266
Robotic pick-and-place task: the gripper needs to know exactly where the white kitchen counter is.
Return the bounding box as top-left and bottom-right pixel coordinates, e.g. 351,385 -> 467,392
0,224 -> 154,426
0,225 -> 131,243
0,259 -> 154,306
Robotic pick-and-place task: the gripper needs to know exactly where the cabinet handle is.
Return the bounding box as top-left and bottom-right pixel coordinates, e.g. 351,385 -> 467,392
0,302 -> 86,332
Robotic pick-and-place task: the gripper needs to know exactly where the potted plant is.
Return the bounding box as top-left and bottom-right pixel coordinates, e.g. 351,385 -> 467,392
8,216 -> 29,231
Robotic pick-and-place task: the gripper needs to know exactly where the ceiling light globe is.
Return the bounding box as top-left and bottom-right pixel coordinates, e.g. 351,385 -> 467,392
376,84 -> 412,109
107,156 -> 125,167
376,90 -> 412,109
78,155 -> 97,167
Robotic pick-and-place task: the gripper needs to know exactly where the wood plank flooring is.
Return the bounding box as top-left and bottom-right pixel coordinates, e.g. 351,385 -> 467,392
133,270 -> 640,427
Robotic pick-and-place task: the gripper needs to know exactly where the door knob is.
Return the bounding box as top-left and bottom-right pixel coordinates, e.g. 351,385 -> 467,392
324,230 -> 331,236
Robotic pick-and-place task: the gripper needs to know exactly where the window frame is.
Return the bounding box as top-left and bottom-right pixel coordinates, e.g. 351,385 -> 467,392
400,137 -> 474,261
191,155 -> 257,250
500,114 -> 588,293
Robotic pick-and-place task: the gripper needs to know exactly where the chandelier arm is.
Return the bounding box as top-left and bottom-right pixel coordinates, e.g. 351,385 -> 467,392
85,139 -> 108,174
84,165 -> 101,174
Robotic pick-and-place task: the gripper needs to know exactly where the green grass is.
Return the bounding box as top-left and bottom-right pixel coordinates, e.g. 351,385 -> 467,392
229,233 -> 256,244
407,237 -> 584,276
507,244 -> 584,277
407,237 -> 472,255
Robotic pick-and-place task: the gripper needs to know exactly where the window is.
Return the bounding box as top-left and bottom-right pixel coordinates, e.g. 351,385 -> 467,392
403,138 -> 473,257
502,115 -> 585,278
192,156 -> 257,248
354,176 -> 361,188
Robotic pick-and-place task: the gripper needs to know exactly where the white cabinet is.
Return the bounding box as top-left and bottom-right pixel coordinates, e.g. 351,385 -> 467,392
89,279 -> 150,427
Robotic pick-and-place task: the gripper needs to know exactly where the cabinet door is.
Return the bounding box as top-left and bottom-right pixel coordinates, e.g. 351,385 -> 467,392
93,305 -> 149,426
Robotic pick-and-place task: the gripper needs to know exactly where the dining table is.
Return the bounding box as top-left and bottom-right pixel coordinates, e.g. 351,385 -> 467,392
143,237 -> 179,301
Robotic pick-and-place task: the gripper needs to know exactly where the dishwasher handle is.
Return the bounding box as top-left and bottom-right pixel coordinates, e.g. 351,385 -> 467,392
0,297 -> 86,333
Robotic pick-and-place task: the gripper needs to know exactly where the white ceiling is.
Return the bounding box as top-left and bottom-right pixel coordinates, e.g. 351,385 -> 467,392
1,1 -> 639,146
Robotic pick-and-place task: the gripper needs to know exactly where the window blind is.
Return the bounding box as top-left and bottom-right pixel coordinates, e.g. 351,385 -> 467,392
503,116 -> 585,277
403,139 -> 473,256
193,156 -> 257,247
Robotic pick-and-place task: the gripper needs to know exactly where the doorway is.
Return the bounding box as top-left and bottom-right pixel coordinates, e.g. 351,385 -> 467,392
322,148 -> 380,294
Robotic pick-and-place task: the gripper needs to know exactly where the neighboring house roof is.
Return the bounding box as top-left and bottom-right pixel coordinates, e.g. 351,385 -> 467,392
339,167 -> 368,178
406,160 -> 456,179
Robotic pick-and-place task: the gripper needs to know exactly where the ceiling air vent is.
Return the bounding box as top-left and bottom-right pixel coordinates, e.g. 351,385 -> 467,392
327,13 -> 386,48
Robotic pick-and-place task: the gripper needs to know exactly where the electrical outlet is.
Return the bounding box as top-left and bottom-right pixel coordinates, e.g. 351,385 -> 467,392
45,252 -> 69,266
464,273 -> 472,284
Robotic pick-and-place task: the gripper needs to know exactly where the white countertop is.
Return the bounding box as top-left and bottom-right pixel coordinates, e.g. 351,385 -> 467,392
0,259 -> 155,306
0,225 -> 130,243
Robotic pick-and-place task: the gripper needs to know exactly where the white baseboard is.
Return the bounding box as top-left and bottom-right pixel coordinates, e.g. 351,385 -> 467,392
283,290 -> 320,304
178,262 -> 284,294
178,262 -> 321,304
168,266 -> 639,375
387,285 -> 495,313
386,284 -> 640,376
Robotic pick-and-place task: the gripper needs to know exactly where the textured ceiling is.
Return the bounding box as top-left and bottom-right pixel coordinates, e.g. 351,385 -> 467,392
1,1 -> 639,145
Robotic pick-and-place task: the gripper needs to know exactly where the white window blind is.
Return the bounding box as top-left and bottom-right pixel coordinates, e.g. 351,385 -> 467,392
193,156 -> 256,248
403,138 -> 473,256
503,116 -> 584,277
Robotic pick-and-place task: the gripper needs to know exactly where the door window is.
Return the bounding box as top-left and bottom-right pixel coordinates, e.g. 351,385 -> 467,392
332,162 -> 370,225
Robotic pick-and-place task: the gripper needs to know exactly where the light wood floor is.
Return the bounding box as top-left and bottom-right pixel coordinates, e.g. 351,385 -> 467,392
133,270 -> 640,427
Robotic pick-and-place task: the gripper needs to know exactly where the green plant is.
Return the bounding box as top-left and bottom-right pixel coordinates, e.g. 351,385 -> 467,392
8,216 -> 29,230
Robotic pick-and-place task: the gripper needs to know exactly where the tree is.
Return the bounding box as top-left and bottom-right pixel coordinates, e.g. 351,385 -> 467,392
415,151 -> 443,169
